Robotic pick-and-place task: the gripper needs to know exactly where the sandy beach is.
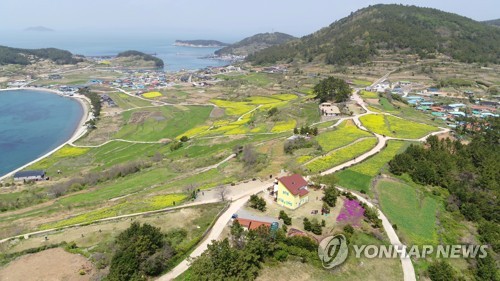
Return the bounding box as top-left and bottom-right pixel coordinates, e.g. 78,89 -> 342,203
0,87 -> 92,181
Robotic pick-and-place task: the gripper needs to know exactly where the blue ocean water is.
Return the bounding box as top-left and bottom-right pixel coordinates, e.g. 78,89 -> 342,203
0,31 -> 228,72
0,90 -> 83,177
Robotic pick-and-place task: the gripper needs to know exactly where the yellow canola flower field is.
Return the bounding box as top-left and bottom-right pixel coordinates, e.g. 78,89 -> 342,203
271,119 -> 297,133
143,91 -> 163,98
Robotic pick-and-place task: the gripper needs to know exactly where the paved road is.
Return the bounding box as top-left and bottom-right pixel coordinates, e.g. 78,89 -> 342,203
335,187 -> 417,281
158,178 -> 276,280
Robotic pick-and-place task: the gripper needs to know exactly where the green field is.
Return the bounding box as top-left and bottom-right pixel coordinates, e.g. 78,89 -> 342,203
359,90 -> 379,99
107,92 -> 153,109
316,120 -> 372,151
305,138 -> 377,173
40,193 -> 187,230
376,179 -> 438,245
114,105 -> 212,141
359,114 -> 438,139
336,141 -> 410,192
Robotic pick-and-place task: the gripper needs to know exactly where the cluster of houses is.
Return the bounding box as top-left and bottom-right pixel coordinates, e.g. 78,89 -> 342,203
100,94 -> 117,107
105,70 -> 170,90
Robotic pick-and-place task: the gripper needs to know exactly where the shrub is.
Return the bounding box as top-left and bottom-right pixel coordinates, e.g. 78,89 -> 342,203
249,195 -> 266,211
279,210 -> 292,225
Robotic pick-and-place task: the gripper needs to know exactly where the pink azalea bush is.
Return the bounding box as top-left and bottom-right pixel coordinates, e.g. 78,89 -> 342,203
336,199 -> 365,226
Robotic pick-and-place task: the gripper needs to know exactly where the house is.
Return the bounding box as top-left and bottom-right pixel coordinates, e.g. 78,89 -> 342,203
276,174 -> 309,209
13,170 -> 45,181
235,217 -> 279,231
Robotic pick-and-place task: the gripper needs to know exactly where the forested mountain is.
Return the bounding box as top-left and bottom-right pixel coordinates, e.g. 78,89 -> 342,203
0,46 -> 81,65
483,19 -> 500,27
116,50 -> 164,68
247,4 -> 500,65
215,32 -> 296,56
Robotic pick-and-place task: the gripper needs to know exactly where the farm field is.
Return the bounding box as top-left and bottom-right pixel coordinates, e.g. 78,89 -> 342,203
142,91 -> 163,98
376,179 -> 438,245
305,137 -> 377,173
107,92 -> 153,109
335,141 -> 411,193
114,105 -> 213,141
316,120 -> 372,152
359,114 -> 438,139
40,193 -> 187,230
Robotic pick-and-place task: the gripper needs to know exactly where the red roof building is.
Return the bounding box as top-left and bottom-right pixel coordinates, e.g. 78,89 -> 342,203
235,218 -> 271,230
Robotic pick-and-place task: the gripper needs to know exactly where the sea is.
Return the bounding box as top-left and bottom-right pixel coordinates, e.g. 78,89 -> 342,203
0,31 -> 231,178
0,89 -> 83,177
0,30 -> 230,72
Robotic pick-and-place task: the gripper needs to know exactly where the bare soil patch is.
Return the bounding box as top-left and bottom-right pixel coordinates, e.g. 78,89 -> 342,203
210,107 -> 225,118
0,248 -> 95,281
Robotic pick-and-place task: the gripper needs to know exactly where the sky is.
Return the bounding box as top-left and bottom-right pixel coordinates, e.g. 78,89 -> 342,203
0,0 -> 499,41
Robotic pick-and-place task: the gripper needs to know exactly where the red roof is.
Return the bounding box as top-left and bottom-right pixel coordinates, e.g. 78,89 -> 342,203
278,174 -> 309,196
236,218 -> 271,230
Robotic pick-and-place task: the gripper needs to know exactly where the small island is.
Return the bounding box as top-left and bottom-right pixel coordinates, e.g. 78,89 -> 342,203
174,40 -> 229,48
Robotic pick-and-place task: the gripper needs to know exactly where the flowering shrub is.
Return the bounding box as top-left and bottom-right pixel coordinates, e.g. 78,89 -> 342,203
336,199 -> 365,226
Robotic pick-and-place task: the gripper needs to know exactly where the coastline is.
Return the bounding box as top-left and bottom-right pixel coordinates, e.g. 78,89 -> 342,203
0,87 -> 92,181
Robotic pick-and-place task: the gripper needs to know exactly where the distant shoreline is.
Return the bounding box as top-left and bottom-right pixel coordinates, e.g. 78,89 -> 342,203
0,88 -> 92,181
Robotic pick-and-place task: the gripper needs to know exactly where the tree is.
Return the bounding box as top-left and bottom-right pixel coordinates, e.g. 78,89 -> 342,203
217,185 -> 228,202
249,195 -> 266,211
279,210 -> 292,225
267,107 -> 278,117
323,185 -> 339,207
310,218 -> 323,235
107,222 -> 174,281
313,77 -> 352,103
427,260 -> 458,281
242,144 -> 258,167
303,218 -> 311,231
230,220 -> 245,249
179,135 -> 189,142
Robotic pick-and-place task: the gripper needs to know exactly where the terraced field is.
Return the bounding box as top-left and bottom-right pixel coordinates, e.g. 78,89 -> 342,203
359,114 -> 438,139
316,120 -> 372,151
335,141 -> 410,192
114,105 -> 212,141
305,138 -> 378,173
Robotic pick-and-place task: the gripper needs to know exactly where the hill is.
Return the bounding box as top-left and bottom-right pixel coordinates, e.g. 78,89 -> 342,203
174,40 -> 229,47
116,50 -> 164,68
215,32 -> 296,56
0,45 -> 81,65
24,26 -> 54,32
247,4 -> 500,65
483,19 -> 500,27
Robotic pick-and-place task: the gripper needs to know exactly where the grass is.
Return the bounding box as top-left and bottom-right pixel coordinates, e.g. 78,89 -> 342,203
316,120 -> 372,152
255,232 -> 402,281
40,193 -> 187,230
271,119 -> 297,133
114,105 -> 212,141
29,146 -> 89,170
305,138 -> 377,173
376,179 -> 438,245
56,167 -> 178,206
107,92 -> 152,109
359,114 -> 438,139
336,141 -> 410,192
142,91 -> 163,98
89,142 -> 164,168
211,94 -> 298,117
359,90 -> 379,99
